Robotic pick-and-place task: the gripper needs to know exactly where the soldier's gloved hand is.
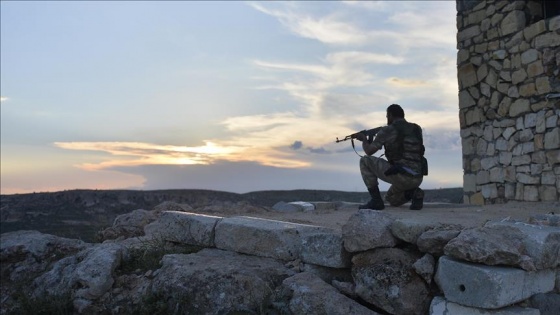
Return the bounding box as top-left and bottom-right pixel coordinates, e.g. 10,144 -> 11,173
353,132 -> 366,142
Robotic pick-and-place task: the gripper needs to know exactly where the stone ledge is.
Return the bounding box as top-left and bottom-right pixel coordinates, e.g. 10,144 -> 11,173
214,216 -> 350,268
144,211 -> 220,247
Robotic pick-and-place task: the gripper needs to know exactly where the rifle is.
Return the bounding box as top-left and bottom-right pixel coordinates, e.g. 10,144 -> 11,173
335,127 -> 383,157
335,127 -> 382,143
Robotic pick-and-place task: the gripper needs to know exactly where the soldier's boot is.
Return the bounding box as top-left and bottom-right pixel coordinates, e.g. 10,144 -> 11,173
404,189 -> 414,202
359,186 -> 385,210
409,187 -> 424,210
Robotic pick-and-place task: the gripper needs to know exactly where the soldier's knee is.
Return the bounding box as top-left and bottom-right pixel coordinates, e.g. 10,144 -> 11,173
386,191 -> 407,207
360,155 -> 378,166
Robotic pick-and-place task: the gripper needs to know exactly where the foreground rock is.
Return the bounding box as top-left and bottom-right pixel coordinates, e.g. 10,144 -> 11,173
144,211 -> 221,247
429,296 -> 540,315
342,209 -> 399,252
215,216 -> 350,268
151,248 -> 295,314
33,242 -> 126,311
435,256 -> 555,309
352,248 -> 431,315
444,221 -> 560,271
272,272 -> 379,314
2,200 -> 559,315
98,209 -> 157,241
1,230 -> 90,283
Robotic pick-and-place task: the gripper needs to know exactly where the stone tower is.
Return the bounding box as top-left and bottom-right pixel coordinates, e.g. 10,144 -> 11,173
456,0 -> 559,204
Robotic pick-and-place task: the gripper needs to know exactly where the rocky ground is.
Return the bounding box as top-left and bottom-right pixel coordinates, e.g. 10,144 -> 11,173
2,196 -> 558,315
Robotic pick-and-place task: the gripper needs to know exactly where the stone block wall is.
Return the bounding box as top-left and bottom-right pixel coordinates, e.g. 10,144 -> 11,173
456,0 -> 560,204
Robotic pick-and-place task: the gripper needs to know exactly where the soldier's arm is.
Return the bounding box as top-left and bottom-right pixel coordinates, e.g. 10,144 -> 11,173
355,127 -> 386,156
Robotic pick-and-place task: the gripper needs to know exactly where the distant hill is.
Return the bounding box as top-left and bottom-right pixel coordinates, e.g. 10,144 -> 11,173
0,188 -> 463,242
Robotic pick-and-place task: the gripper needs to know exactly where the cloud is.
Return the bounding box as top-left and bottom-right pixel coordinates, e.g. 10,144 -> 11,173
247,2 -> 372,46
387,77 -> 429,88
52,2 -> 459,191
252,50 -> 403,90
248,1 -> 455,51
387,6 -> 457,48
250,50 -> 407,119
424,129 -> 462,151
307,146 -> 328,154
0,96 -> 8,103
54,140 -> 310,170
325,51 -> 403,66
290,141 -> 303,150
342,1 -> 388,11
247,1 -> 458,124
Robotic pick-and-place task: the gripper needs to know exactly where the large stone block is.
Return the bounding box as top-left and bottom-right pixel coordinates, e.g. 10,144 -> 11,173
152,249 -> 294,314
417,229 -> 461,256
353,248 -> 430,315
435,256 -> 555,309
545,112 -> 558,128
459,63 -> 478,88
512,69 -> 528,85
463,174 -> 477,192
500,11 -> 526,36
459,90 -> 476,109
539,185 -> 558,201
444,221 -> 560,271
301,231 -> 351,268
214,216 -> 347,268
546,150 -> 560,165
505,31 -> 524,51
466,107 -> 483,125
524,20 -> 546,41
458,25 -> 481,42
535,32 -> 560,49
144,211 -> 221,247
33,242 -> 125,300
342,209 -> 398,252
544,128 -> 560,150
390,219 -> 440,244
517,173 -> 540,184
276,272 -> 377,315
550,16 -> 560,32
485,221 -> 560,270
215,216 -> 305,260
519,83 -> 536,97
521,49 -> 539,65
527,61 -> 544,78
529,292 -> 560,315
462,137 -> 477,155
429,296 -> 540,315
509,99 -> 530,117
469,192 -> 485,205
481,156 -> 498,170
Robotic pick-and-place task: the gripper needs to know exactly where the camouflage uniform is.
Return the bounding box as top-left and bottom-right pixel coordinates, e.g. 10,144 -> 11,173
360,118 -> 424,207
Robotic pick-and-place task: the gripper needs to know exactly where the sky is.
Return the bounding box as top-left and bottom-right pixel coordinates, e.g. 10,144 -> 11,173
1,1 -> 462,195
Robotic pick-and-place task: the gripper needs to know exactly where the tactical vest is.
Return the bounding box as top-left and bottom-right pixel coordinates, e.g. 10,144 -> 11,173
384,120 -> 426,174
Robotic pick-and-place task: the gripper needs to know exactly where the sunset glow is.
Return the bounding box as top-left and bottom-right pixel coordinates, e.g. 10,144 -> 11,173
2,1 -> 461,194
